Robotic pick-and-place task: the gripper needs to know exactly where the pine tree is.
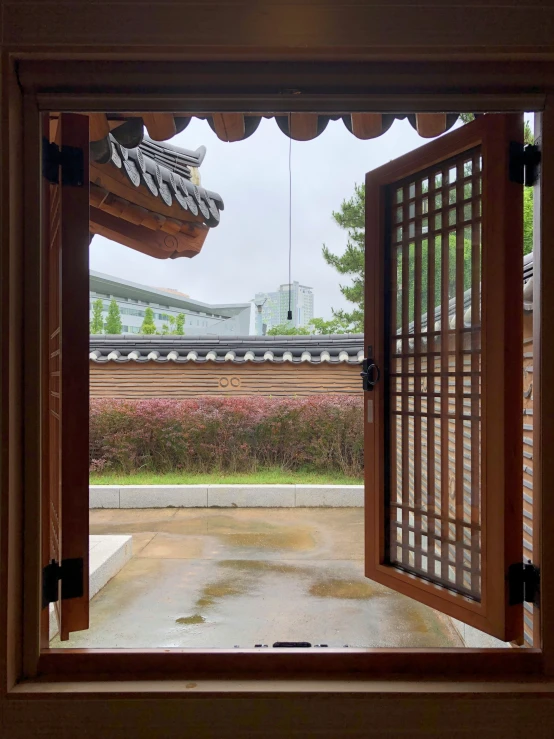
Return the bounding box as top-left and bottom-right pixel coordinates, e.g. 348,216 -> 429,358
90,298 -> 105,334
323,119 -> 536,332
140,306 -> 157,334
321,183 -> 365,332
173,313 -> 185,335
104,299 -> 122,334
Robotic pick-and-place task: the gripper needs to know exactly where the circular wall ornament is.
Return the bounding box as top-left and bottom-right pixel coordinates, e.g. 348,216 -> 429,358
219,376 -> 241,389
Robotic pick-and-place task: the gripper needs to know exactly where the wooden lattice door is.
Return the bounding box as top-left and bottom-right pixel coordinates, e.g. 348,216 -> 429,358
42,113 -> 90,641
364,115 -> 524,642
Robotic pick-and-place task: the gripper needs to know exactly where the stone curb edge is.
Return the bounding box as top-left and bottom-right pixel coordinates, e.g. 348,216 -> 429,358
90,484 -> 364,508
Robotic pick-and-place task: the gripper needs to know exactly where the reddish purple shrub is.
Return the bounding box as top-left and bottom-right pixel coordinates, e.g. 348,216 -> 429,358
89,396 -> 364,476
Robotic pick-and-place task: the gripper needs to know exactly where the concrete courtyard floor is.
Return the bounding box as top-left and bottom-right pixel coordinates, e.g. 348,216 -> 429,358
52,508 -> 462,649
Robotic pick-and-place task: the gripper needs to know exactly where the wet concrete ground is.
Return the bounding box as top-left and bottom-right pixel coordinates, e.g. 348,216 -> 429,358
52,508 -> 461,648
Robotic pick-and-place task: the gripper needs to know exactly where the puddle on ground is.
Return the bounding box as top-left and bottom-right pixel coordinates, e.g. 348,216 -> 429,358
196,597 -> 215,608
309,577 -> 379,600
176,614 -> 205,625
97,514 -> 318,553
399,602 -> 437,634
207,516 -> 316,551
219,559 -> 308,575
195,575 -> 251,610
223,531 -> 315,551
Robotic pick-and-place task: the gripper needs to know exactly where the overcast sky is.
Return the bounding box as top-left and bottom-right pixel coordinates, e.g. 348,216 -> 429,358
90,117 -> 444,320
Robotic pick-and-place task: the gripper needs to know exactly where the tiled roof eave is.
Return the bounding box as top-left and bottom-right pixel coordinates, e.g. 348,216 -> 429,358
90,353 -> 364,365
89,334 -> 365,364
90,134 -> 224,230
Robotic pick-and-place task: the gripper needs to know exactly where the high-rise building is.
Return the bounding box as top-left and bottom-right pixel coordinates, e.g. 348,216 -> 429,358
254,282 -> 314,333
253,290 -> 280,333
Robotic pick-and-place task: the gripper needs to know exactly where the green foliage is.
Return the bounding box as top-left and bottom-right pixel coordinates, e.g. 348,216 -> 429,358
521,120 -> 535,252
396,234 -> 475,331
89,396 -> 365,477
174,313 -> 185,335
157,313 -> 186,336
91,468 -> 363,486
140,306 -> 157,334
322,183 -> 365,332
308,316 -> 354,334
460,115 -> 534,252
104,299 -> 122,334
323,116 -> 535,333
267,323 -> 310,335
458,113 -> 475,125
90,298 -> 104,334
524,186 -> 533,255
524,120 -> 534,146
267,315 -> 356,335
158,316 -> 174,335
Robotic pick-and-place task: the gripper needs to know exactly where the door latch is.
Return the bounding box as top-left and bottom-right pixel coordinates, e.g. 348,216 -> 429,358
361,346 -> 381,391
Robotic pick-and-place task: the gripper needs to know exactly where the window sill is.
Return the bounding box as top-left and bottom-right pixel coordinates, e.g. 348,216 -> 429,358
9,676 -> 554,698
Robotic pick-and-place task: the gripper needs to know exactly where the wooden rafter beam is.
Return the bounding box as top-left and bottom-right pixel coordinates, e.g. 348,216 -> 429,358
416,113 -> 448,138
142,113 -> 177,141
211,113 -> 246,142
350,113 -> 384,139
90,184 -> 206,238
91,112 -> 456,145
289,113 -> 320,141
90,207 -> 208,259
90,162 -> 205,224
88,113 -> 110,143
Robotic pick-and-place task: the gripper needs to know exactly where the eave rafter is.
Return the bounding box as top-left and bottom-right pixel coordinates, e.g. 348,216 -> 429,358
99,112 -> 460,145
82,110 -> 460,259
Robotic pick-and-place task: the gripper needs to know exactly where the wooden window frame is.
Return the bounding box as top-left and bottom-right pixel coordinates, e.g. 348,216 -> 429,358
4,60 -> 554,691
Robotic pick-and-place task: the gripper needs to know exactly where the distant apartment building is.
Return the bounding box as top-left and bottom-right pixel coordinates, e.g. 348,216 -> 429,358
254,281 -> 314,333
90,271 -> 251,336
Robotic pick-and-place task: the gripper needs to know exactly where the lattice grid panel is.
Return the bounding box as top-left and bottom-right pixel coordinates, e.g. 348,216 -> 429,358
386,146 -> 482,601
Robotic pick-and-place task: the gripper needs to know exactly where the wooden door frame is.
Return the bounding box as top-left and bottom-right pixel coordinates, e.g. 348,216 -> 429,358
3,58 -> 554,691
364,115 -> 524,642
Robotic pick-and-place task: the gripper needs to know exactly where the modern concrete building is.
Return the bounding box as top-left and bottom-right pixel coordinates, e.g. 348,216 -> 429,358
255,281 -> 314,333
90,270 -> 251,336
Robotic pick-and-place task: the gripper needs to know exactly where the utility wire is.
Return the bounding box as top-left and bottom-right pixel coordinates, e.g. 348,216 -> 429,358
287,112 -> 293,321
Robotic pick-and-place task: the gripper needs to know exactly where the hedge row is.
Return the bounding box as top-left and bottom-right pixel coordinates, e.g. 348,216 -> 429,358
90,396 -> 364,477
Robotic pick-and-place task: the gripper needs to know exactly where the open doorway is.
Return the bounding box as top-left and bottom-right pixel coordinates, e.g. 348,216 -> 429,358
43,111 -> 534,650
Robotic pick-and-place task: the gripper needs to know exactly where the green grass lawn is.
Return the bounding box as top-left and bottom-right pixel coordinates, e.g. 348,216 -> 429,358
89,467 -> 364,486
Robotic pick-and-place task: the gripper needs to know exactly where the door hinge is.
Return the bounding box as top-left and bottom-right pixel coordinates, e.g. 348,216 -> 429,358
42,558 -> 84,608
42,138 -> 85,186
509,141 -> 541,187
508,560 -> 540,606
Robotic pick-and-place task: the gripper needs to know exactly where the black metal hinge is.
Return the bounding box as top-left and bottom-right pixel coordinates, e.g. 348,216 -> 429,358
42,558 -> 84,608
508,560 -> 540,606
509,141 -> 541,187
42,138 -> 85,186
